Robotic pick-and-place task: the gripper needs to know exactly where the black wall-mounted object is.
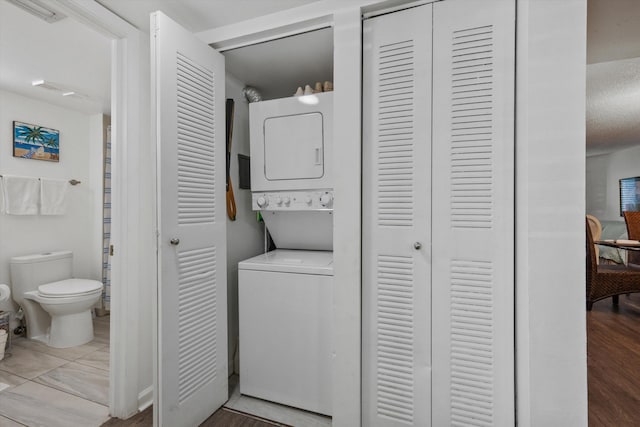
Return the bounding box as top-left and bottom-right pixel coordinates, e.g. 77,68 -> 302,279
620,176 -> 640,216
238,154 -> 251,190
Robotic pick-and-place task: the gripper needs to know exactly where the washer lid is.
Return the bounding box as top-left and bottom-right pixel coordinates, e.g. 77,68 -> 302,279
38,278 -> 103,297
239,249 -> 333,275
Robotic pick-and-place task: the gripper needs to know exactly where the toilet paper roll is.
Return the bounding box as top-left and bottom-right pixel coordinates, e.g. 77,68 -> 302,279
0,284 -> 10,302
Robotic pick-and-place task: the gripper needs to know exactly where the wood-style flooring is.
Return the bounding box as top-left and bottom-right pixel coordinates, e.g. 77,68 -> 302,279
588,294 -> 640,426
101,407 -> 289,427
106,296 -> 640,426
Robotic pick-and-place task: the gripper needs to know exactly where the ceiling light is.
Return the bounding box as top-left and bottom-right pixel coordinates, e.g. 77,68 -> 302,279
297,95 -> 319,105
32,80 -> 90,100
32,79 -> 62,91
6,0 -> 67,23
61,91 -> 89,100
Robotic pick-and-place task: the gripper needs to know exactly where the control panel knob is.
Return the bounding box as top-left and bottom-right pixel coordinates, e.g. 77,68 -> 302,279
276,197 -> 283,206
283,197 -> 291,206
320,193 -> 333,207
257,196 -> 268,208
305,196 -> 313,205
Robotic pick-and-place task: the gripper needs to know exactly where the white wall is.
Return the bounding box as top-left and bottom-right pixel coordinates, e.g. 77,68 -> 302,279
586,145 -> 640,221
109,30 -> 155,417
516,0 -> 588,425
225,74 -> 266,375
134,38 -> 154,411
585,152 -> 609,220
0,89 -> 102,312
332,8 -> 362,426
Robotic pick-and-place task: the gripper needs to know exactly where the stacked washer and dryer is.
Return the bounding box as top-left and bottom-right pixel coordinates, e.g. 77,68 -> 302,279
238,92 -> 334,416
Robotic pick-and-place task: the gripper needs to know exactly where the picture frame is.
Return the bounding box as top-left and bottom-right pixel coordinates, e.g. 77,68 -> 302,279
13,121 -> 60,162
619,176 -> 640,216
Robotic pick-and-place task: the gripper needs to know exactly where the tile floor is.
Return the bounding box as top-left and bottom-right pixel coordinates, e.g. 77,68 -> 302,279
0,315 -> 110,427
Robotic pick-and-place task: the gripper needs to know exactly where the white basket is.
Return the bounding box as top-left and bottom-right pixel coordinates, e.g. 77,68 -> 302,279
0,311 -> 10,360
0,331 -> 6,360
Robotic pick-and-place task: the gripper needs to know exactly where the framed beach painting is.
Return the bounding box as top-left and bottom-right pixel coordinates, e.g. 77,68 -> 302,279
13,121 -> 60,162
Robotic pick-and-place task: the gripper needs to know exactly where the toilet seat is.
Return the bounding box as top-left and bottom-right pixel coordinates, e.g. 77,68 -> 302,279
38,279 -> 103,298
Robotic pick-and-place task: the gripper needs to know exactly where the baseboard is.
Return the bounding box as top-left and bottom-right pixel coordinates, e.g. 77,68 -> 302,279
138,386 -> 153,412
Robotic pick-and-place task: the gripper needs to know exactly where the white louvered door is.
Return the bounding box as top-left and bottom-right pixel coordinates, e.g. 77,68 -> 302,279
432,1 -> 515,426
363,5 -> 432,427
152,12 -> 227,427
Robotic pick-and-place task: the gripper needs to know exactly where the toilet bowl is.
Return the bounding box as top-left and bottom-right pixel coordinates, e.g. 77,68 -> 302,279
25,279 -> 102,348
10,251 -> 103,348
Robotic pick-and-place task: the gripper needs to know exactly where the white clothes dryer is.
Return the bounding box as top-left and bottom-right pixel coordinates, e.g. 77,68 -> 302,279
249,92 -> 333,193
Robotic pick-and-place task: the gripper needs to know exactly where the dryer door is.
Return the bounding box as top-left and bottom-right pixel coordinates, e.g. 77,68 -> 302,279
264,112 -> 325,181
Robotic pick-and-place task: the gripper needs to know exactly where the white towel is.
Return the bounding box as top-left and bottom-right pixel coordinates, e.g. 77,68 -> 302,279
2,175 -> 39,215
40,178 -> 69,215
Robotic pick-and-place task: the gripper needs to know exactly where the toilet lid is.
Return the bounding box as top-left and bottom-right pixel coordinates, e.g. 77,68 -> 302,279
38,278 -> 103,297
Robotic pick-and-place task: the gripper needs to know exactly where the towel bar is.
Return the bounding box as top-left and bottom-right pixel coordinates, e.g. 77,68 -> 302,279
0,175 -> 81,186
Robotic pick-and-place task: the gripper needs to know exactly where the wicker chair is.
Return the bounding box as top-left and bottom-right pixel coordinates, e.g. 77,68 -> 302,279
623,211 -> 640,266
586,219 -> 640,310
586,214 -> 602,263
624,211 -> 640,237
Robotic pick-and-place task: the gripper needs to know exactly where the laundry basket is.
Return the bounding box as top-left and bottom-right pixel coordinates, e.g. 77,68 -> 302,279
0,311 -> 10,360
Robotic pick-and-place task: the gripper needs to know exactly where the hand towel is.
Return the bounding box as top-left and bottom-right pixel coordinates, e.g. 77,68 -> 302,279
40,178 -> 69,215
2,175 -> 39,215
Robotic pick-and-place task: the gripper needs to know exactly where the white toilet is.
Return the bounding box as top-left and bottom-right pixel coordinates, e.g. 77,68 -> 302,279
10,251 -> 103,348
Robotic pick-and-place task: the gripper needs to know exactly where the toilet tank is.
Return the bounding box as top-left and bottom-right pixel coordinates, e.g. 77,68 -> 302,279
10,251 -> 73,293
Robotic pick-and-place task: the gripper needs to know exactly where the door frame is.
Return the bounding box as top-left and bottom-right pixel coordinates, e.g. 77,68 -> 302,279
198,7 -> 362,426
60,0 -> 589,425
199,0 -> 589,425
197,1 -> 433,426
49,1 -> 151,419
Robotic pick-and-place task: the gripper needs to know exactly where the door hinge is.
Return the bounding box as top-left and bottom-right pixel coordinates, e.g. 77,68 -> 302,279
110,245 -> 115,256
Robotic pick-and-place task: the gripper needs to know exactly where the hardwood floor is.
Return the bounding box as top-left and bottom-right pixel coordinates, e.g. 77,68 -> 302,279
102,298 -> 640,427
101,407 -> 152,426
101,406 -> 288,426
202,408 -> 290,427
588,294 -> 640,426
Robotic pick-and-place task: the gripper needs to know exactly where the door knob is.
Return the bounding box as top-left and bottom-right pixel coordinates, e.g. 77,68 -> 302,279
170,238 -> 180,246
414,242 -> 422,250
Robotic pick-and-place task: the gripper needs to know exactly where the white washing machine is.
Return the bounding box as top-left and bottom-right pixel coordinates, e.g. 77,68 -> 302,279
238,249 -> 333,416
239,92 -> 334,415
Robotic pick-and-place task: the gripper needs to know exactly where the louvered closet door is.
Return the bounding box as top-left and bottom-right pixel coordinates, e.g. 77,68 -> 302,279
431,1 -> 515,426
152,11 -> 227,427
362,5 -> 432,427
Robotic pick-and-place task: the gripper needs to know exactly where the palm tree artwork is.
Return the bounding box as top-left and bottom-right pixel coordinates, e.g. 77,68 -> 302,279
13,121 -> 60,162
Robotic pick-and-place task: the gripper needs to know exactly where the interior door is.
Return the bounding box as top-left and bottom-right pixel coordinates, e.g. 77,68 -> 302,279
362,5 -> 433,426
431,0 -> 515,425
151,11 -> 227,427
